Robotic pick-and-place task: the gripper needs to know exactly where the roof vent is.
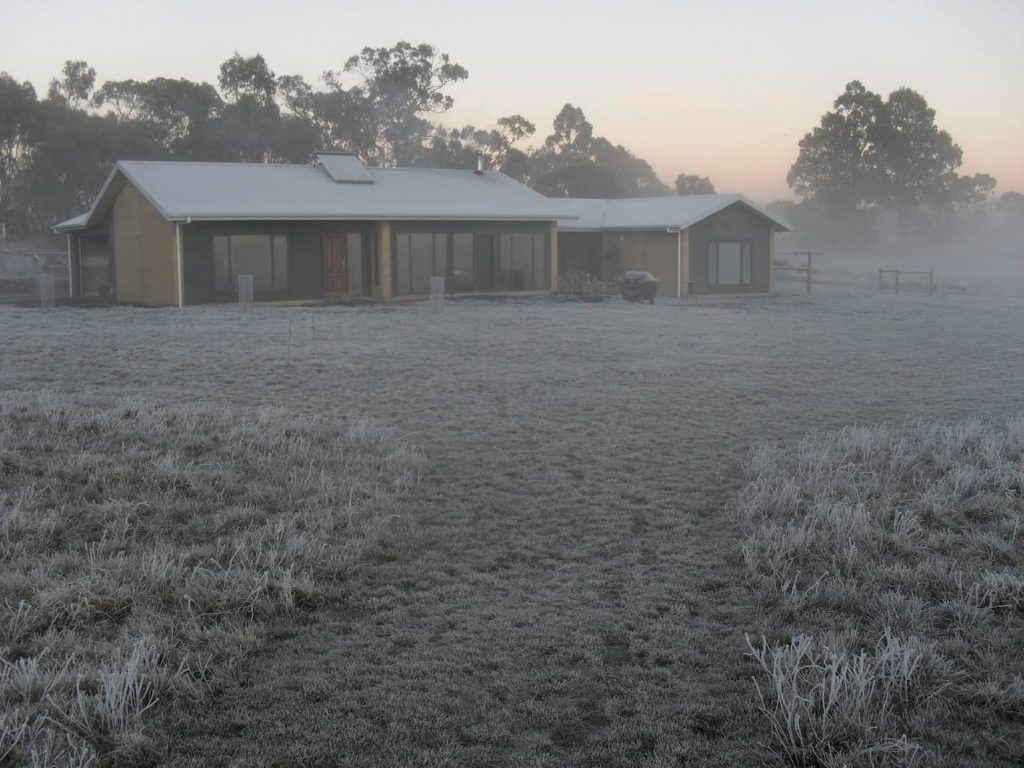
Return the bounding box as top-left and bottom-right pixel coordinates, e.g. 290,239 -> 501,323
316,152 -> 374,184
475,151 -> 485,175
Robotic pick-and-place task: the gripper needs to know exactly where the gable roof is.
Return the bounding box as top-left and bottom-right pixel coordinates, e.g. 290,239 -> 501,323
557,194 -> 791,232
54,158 -> 574,231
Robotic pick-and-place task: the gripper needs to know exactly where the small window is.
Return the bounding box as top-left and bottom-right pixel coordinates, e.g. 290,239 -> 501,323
213,234 -> 288,293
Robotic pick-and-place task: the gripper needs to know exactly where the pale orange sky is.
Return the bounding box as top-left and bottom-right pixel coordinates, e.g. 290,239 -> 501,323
5,0 -> 1023,202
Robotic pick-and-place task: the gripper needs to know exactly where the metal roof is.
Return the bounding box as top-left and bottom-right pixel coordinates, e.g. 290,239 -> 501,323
556,194 -> 792,232
54,159 -> 575,231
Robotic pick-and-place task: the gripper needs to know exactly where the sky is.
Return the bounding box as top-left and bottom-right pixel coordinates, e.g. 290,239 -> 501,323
4,0 -> 1023,202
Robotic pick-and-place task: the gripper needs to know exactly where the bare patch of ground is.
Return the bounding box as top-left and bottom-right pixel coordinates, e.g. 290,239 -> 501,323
1,286 -> 1022,766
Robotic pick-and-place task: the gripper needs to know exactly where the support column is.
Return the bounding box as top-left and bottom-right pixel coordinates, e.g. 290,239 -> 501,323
681,228 -> 691,296
175,222 -> 184,308
549,221 -> 559,292
376,221 -> 392,299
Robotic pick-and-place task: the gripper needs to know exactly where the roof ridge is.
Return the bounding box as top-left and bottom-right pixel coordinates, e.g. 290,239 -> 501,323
119,159 -> 315,169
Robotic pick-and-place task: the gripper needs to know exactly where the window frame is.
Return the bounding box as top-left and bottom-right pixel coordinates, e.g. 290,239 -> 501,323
212,233 -> 289,294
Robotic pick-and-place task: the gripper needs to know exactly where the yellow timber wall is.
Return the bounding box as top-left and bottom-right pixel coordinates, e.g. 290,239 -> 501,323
113,182 -> 179,306
600,230 -> 686,297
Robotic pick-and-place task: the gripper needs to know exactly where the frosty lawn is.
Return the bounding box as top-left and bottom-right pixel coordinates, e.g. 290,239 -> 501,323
2,286 -> 1023,766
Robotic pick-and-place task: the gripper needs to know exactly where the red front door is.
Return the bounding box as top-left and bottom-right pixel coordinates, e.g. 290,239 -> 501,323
322,233 -> 348,296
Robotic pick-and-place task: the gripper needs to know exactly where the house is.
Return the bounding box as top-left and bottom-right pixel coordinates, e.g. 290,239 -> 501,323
54,153 -> 569,306
54,154 -> 791,306
557,195 -> 791,296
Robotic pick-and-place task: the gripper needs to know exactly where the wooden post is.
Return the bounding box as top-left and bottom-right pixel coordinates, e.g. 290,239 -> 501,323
376,221 -> 392,299
805,253 -> 812,294
895,270 -> 900,295
681,228 -> 691,296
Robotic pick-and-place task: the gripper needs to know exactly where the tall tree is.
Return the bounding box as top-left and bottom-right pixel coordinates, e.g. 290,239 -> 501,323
675,174 -> 715,195
532,104 -> 668,197
787,81 -> 885,216
93,77 -> 222,158
218,53 -> 277,106
788,81 -> 996,241
0,73 -> 39,237
328,42 -> 468,166
215,54 -> 315,163
46,60 -> 96,109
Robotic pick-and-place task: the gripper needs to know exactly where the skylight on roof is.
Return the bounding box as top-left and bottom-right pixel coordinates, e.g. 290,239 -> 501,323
316,152 -> 374,184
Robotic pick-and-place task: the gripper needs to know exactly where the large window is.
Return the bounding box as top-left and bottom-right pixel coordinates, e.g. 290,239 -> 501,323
497,232 -> 549,291
451,234 -> 474,292
394,230 -> 549,295
707,241 -> 751,286
394,233 -> 447,295
213,234 -> 288,292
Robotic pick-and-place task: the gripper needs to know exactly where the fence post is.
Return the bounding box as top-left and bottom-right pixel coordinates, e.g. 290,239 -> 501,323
430,276 -> 445,312
238,274 -> 254,310
38,273 -> 56,309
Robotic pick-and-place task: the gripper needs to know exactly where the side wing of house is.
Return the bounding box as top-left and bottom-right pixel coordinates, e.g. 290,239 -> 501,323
688,203 -> 773,296
558,199 -> 782,297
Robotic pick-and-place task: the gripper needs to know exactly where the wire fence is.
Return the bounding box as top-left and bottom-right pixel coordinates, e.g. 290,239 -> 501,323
0,248 -> 70,305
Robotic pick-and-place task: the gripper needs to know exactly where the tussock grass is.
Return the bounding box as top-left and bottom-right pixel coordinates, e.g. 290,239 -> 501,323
0,390 -> 421,766
738,417 -> 1024,766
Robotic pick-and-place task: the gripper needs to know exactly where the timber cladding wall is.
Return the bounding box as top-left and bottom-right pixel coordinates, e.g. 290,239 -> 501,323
113,183 -> 178,306
600,231 -> 679,292
688,203 -> 772,295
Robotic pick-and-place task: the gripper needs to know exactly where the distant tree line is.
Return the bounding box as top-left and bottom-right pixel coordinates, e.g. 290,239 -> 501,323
3,53 -> 1014,245
0,43 -> 719,238
772,80 -> 1012,244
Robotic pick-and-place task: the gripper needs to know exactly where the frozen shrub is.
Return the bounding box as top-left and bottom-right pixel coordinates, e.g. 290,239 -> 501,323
737,416 -> 1024,764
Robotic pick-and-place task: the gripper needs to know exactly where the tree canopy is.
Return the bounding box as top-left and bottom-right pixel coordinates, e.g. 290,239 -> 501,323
0,46 -> 713,238
787,80 -> 997,241
675,174 -> 715,195
530,104 -> 669,198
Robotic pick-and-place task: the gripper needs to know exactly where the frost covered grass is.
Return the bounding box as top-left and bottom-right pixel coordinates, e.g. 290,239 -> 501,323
738,417 -> 1024,766
0,289 -> 1022,766
0,391 -> 420,766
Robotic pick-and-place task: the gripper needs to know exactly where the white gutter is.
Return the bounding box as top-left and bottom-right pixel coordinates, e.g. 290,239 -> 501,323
175,222 -> 184,308
667,227 -> 683,298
